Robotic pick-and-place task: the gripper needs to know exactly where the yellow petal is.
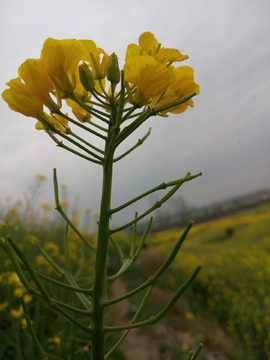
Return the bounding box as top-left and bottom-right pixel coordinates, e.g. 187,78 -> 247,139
125,44 -> 142,59
139,32 -> 159,54
3,78 -> 43,118
41,38 -> 66,78
41,38 -> 84,93
124,56 -> 156,85
60,39 -> 85,73
18,59 -> 59,112
156,48 -> 189,64
137,62 -> 173,98
80,39 -> 99,63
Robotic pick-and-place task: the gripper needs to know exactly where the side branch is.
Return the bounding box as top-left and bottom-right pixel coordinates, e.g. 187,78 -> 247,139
113,128 -> 151,162
104,265 -> 202,332
53,169 -> 97,252
110,172 -> 201,215
47,130 -> 103,165
110,173 -> 202,234
152,92 -> 197,115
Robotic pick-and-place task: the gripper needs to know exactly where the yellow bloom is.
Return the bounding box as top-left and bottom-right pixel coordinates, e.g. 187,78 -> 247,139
181,343 -> 190,352
18,58 -> 59,112
80,40 -> 109,79
11,305 -> 24,319
126,32 -> 189,65
0,302 -> 9,312
2,77 -> 44,119
152,66 -> 200,115
35,113 -> 70,133
9,207 -> 18,215
47,336 -> 61,350
67,98 -> 92,122
44,242 -> 59,256
23,294 -> 33,304
124,56 -> 174,106
35,254 -> 47,266
7,272 -> 21,286
41,38 -> 85,95
21,317 -> 30,329
41,202 -> 52,212
13,287 -> 25,297
35,174 -> 47,181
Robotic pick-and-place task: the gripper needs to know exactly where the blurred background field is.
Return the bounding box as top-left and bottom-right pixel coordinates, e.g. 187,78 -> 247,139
0,175 -> 269,359
0,175 -> 128,359
145,202 -> 270,359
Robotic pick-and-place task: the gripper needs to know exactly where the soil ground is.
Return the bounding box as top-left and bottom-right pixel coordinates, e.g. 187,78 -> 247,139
109,249 -> 232,360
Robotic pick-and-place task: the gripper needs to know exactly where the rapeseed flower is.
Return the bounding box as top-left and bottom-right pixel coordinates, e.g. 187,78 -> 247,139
2,31 -> 199,131
35,112 -> 70,133
151,66 -> 200,115
126,31 -> 189,65
41,38 -> 85,95
124,56 -> 175,106
80,40 -> 109,80
2,78 -> 44,119
18,58 -> 59,112
0,302 -> 9,312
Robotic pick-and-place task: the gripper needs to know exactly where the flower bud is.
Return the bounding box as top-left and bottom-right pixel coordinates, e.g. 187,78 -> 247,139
107,53 -> 120,84
79,62 -> 95,92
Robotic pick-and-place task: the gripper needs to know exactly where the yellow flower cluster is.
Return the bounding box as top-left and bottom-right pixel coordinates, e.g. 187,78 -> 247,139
2,32 -> 199,132
125,32 -> 199,112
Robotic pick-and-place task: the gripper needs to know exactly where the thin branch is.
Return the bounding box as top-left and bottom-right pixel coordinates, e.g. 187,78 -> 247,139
104,264 -> 202,332
113,128 -> 151,162
46,131 -> 103,165
53,168 -> 97,252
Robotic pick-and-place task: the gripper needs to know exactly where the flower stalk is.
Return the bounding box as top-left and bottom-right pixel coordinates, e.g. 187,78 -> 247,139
1,31 -> 202,360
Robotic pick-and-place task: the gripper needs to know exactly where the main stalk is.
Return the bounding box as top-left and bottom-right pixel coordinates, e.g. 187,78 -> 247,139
91,122 -> 117,359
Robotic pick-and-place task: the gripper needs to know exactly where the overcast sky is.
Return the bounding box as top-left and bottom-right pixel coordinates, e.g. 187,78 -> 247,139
0,0 -> 269,228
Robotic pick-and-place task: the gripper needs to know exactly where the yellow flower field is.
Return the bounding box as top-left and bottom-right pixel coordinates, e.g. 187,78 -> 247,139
148,202 -> 270,360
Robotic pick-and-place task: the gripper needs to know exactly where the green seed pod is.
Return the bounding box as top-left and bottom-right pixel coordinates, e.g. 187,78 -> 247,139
107,53 -> 120,84
79,62 -> 95,92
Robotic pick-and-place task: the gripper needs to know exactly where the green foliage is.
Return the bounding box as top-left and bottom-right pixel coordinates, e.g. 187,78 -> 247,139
0,176 -> 203,359
0,177 -> 129,359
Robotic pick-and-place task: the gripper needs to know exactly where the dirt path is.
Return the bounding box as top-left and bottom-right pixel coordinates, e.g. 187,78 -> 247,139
109,250 -> 231,360
110,278 -> 160,360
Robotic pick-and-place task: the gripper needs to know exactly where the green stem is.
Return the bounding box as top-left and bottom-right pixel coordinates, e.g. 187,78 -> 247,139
49,126 -> 104,161
33,270 -> 92,294
105,285 -> 153,359
152,92 -> 197,114
53,168 -> 97,252
115,107 -> 151,147
110,173 -> 201,234
113,127 -> 151,162
69,128 -> 105,155
192,343 -> 204,360
110,172 -> 201,214
47,130 -> 103,165
91,123 -> 117,359
56,109 -> 108,139
85,96 -> 111,110
115,71 -> 126,127
20,296 -> 48,360
104,264 -> 202,332
67,93 -> 111,121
